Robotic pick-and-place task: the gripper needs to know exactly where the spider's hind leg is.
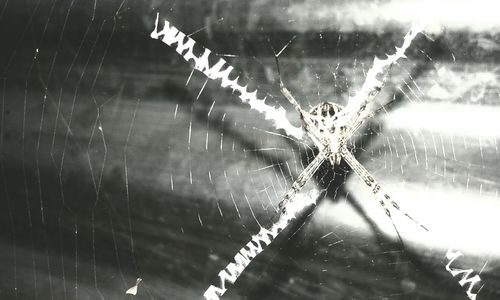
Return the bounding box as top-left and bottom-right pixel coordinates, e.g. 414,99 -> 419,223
382,192 -> 429,232
373,183 -> 429,233
341,148 -> 430,235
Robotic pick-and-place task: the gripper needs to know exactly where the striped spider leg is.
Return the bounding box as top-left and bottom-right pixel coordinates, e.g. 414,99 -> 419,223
277,145 -> 331,214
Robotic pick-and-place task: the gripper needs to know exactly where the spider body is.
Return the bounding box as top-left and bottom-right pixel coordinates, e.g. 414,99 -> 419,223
308,102 -> 342,134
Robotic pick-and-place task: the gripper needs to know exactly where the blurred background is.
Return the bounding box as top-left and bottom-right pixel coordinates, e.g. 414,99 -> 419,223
1,0 -> 500,299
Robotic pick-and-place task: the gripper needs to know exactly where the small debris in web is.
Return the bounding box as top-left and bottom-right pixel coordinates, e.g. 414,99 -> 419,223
126,278 -> 143,296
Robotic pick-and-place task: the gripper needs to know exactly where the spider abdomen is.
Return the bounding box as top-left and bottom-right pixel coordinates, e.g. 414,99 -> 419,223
307,101 -> 343,135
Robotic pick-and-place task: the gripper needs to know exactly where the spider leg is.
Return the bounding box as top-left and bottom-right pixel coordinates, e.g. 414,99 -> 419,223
340,147 -> 429,233
270,45 -> 330,151
279,81 -> 304,114
277,146 -> 329,214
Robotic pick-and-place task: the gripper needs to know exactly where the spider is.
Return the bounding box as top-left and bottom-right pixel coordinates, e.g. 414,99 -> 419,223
275,71 -> 429,238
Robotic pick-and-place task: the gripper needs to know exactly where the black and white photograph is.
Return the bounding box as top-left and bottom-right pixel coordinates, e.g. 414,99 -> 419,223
0,1 -> 499,299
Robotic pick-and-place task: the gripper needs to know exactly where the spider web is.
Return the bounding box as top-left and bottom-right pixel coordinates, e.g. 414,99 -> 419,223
0,1 -> 499,300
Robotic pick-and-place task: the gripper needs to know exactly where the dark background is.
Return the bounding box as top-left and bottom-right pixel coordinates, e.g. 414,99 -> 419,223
0,1 -> 499,299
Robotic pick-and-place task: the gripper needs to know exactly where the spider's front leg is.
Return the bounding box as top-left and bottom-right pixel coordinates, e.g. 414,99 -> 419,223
340,147 -> 429,233
279,81 -> 303,114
